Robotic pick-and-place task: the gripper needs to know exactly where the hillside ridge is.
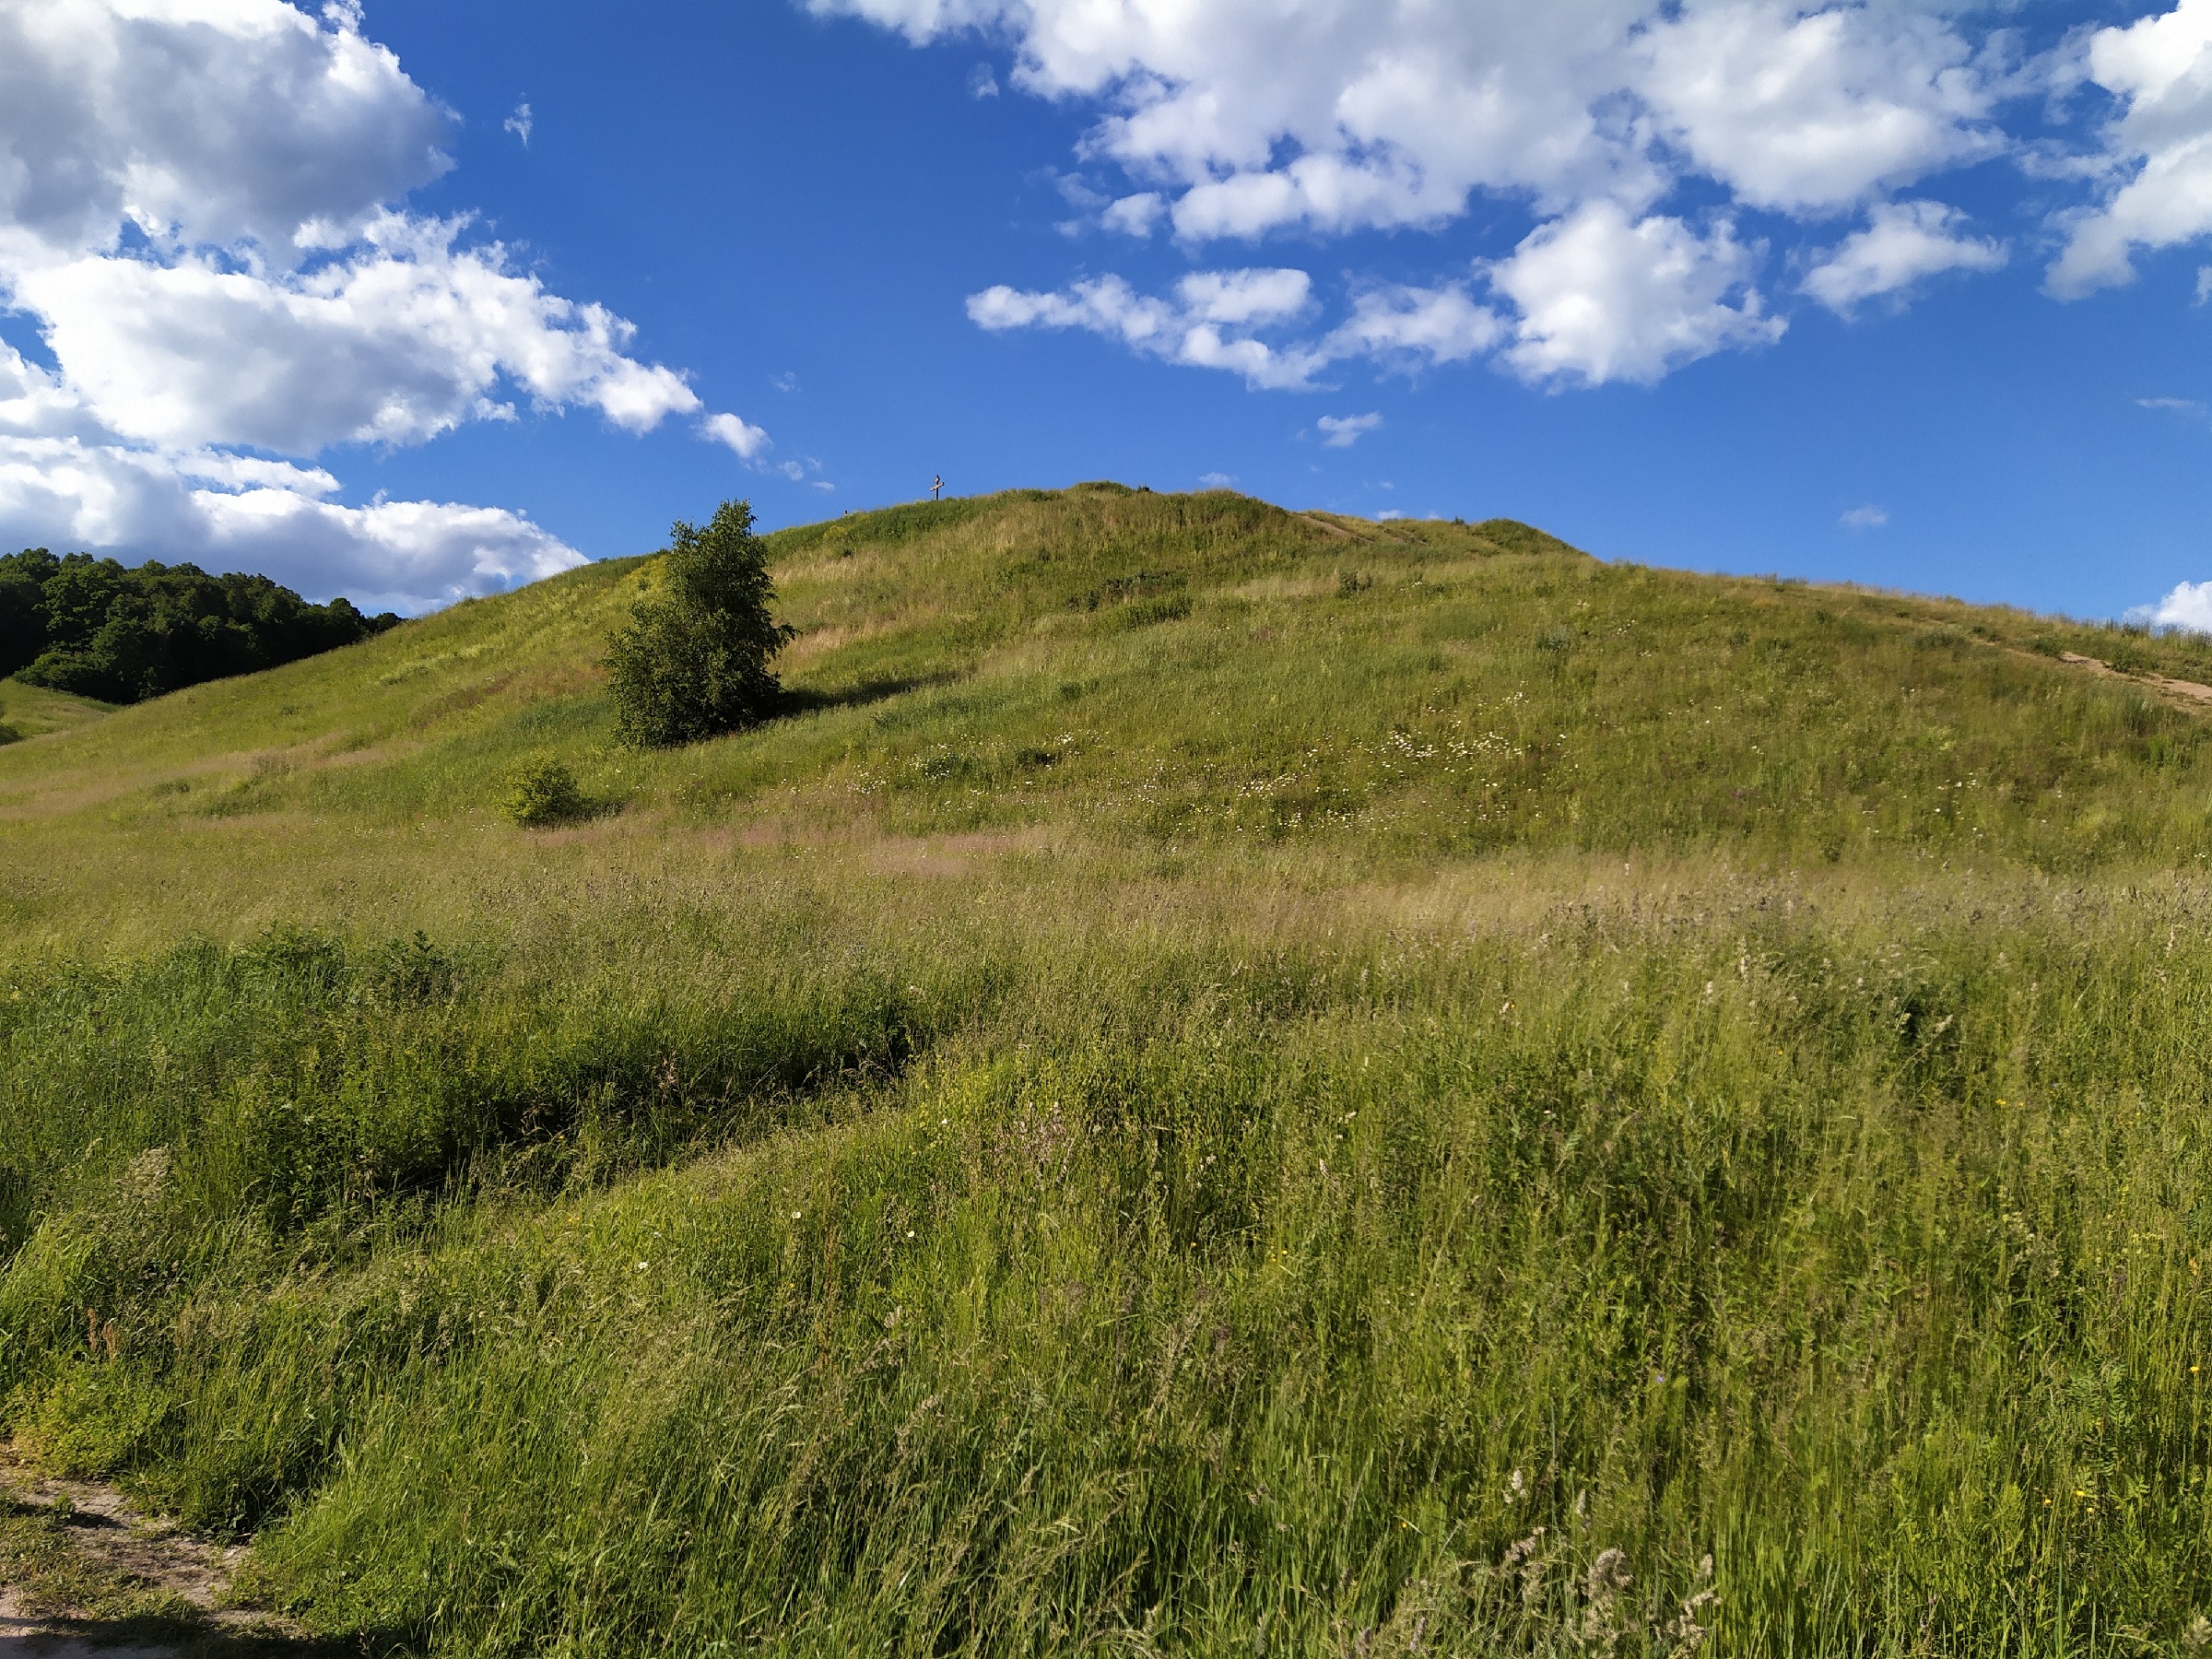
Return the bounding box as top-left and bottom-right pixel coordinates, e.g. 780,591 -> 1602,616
4,484 -> 2198,758
4,483 -> 2208,919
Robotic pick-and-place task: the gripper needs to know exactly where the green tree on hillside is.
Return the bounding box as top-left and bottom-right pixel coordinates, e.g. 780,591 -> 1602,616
605,500 -> 794,747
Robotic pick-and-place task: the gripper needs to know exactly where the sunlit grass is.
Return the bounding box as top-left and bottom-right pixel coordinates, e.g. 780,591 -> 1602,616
0,677 -> 113,743
5,485 -> 2212,1653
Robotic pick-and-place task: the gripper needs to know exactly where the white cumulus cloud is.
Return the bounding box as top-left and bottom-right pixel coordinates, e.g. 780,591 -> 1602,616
815,0 -> 1673,236
816,0 -> 2045,387
1635,2 -> 1997,216
1803,200 -> 2008,314
2051,0 -> 2212,297
968,271 -> 1328,388
1316,413 -> 1382,448
0,416 -> 583,615
0,0 -> 767,612
0,0 -> 451,265
828,1 -> 2212,388
700,411 -> 772,459
1485,203 -> 1784,387
1331,284 -> 1503,369
1177,267 -> 1313,327
969,265 -> 1516,388
1840,502 -> 1888,528
2132,577 -> 2212,631
12,216 -> 700,453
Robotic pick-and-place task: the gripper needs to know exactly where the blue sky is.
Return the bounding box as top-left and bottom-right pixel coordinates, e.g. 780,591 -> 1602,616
5,0 -> 2212,623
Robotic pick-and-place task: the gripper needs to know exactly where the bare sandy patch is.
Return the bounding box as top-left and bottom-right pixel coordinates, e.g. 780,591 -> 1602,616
2053,649 -> 2212,706
0,1444 -> 315,1655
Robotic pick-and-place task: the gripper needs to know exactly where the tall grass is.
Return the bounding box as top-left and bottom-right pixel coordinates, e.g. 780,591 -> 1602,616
4,873 -> 2210,1652
4,488 -> 2212,1653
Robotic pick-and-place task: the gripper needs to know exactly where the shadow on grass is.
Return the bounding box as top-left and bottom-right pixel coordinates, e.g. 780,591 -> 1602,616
0,1612 -> 418,1655
520,794 -> 629,830
505,672 -> 954,828
776,672 -> 953,717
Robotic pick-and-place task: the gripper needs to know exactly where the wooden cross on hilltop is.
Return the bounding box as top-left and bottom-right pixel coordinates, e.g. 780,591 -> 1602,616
932,474 -> 945,501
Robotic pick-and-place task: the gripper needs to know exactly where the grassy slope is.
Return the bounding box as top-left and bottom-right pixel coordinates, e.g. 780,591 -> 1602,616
8,484 -> 2212,940
0,677 -> 113,742
4,484 -> 2212,1654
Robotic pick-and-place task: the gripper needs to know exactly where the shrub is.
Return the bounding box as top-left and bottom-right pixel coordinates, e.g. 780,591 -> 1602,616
0,724 -> 19,746
605,501 -> 794,747
503,759 -> 588,827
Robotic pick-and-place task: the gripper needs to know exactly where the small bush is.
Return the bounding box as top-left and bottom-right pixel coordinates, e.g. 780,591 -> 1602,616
503,759 -> 587,827
605,500 -> 794,747
0,723 -> 19,746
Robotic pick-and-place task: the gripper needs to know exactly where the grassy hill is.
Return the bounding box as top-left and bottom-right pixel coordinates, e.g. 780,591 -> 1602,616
4,483 -> 2212,1654
0,677 -> 112,742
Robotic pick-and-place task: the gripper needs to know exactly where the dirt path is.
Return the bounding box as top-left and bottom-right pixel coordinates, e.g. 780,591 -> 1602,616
2053,648 -> 2212,706
0,1446 -> 337,1657
1294,512 -> 1418,546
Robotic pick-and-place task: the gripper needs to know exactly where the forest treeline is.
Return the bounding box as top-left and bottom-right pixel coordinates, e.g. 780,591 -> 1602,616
0,548 -> 400,705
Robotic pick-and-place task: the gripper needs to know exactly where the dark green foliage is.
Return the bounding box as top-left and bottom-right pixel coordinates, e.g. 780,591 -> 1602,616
502,758 -> 588,827
0,547 -> 401,704
0,554 -> 45,676
604,501 -> 794,747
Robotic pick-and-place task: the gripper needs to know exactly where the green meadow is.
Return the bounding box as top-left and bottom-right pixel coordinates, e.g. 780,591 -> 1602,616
0,677 -> 113,744
5,483 -> 2212,1654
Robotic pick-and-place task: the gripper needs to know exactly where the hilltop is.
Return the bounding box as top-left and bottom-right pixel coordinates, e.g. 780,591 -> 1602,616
2,484 -> 2209,1654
